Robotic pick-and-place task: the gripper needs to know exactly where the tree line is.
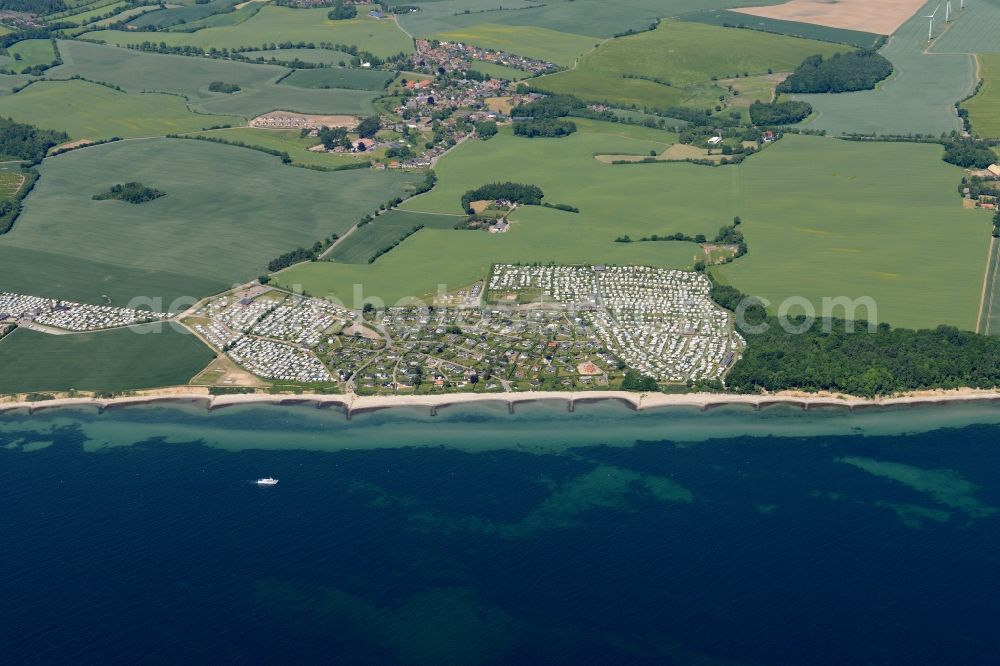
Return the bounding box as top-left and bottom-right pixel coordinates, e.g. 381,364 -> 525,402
368,224 -> 424,264
711,281 -> 1000,397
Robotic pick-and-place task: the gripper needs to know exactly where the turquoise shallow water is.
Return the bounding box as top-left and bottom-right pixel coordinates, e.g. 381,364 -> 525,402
1,401 -> 999,663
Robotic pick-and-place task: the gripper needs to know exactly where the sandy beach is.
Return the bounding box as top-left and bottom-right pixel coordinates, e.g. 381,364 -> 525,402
3,386 -> 1000,416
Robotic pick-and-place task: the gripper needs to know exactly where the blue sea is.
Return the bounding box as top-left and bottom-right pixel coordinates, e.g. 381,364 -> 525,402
1,400 -> 999,665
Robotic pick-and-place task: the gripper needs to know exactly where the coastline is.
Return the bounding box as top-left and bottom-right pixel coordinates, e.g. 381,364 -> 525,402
3,386 -> 1000,416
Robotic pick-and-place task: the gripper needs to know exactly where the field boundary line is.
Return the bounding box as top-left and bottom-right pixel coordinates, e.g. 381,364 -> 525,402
977,236 -> 998,334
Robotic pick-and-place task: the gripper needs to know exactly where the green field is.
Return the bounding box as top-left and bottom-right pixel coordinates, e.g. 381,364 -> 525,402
678,10 -> 882,48
125,0 -> 252,30
405,120 -> 723,236
400,0 -> 786,40
431,23 -> 598,66
794,6 -> 976,136
280,67 -> 394,91
84,7 -> 415,58
979,238 -> 1000,334
0,80 -> 243,140
90,5 -> 162,28
284,127 -> 991,329
278,207 -> 703,306
167,2 -> 263,30
929,0 -> 1000,53
190,127 -> 374,167
60,0 -> 128,26
47,40 -> 379,118
533,20 -> 847,109
964,54 -> 1000,138
0,138 -> 423,307
3,39 -> 58,73
244,48 -> 355,64
0,326 -> 213,394
713,137 -> 992,331
326,210 -> 465,264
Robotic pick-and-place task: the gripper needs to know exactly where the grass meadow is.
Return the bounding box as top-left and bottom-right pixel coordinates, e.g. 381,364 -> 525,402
0,139 -> 423,307
964,54 -> 1000,138
49,40 -> 379,118
533,21 -> 848,109
3,39 -> 57,72
278,207 -> 703,306
285,124 -> 989,329
399,0 -> 783,40
403,120 -> 728,238
793,8 -> 976,136
0,80 -> 243,140
0,326 -> 213,394
713,137 -> 991,331
84,7 -> 415,58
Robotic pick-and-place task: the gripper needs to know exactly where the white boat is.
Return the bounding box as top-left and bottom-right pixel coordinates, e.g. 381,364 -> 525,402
255,477 -> 279,486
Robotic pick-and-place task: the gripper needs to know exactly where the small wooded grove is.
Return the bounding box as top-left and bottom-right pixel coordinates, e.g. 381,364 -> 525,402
460,182 -> 543,212
92,182 -> 164,204
513,118 -> 577,137
777,49 -> 893,94
0,117 -> 67,163
941,136 -> 998,169
711,282 -> 1000,396
208,81 -> 241,94
511,94 -> 585,119
749,100 -> 812,126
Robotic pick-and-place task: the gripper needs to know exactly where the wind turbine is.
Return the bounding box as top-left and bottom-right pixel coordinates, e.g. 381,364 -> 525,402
945,0 -> 952,22
925,4 -> 940,41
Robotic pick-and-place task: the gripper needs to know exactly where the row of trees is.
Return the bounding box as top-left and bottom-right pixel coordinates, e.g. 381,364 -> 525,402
615,217 -> 746,259
777,50 -> 893,94
368,224 -> 424,264
0,0 -> 64,11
